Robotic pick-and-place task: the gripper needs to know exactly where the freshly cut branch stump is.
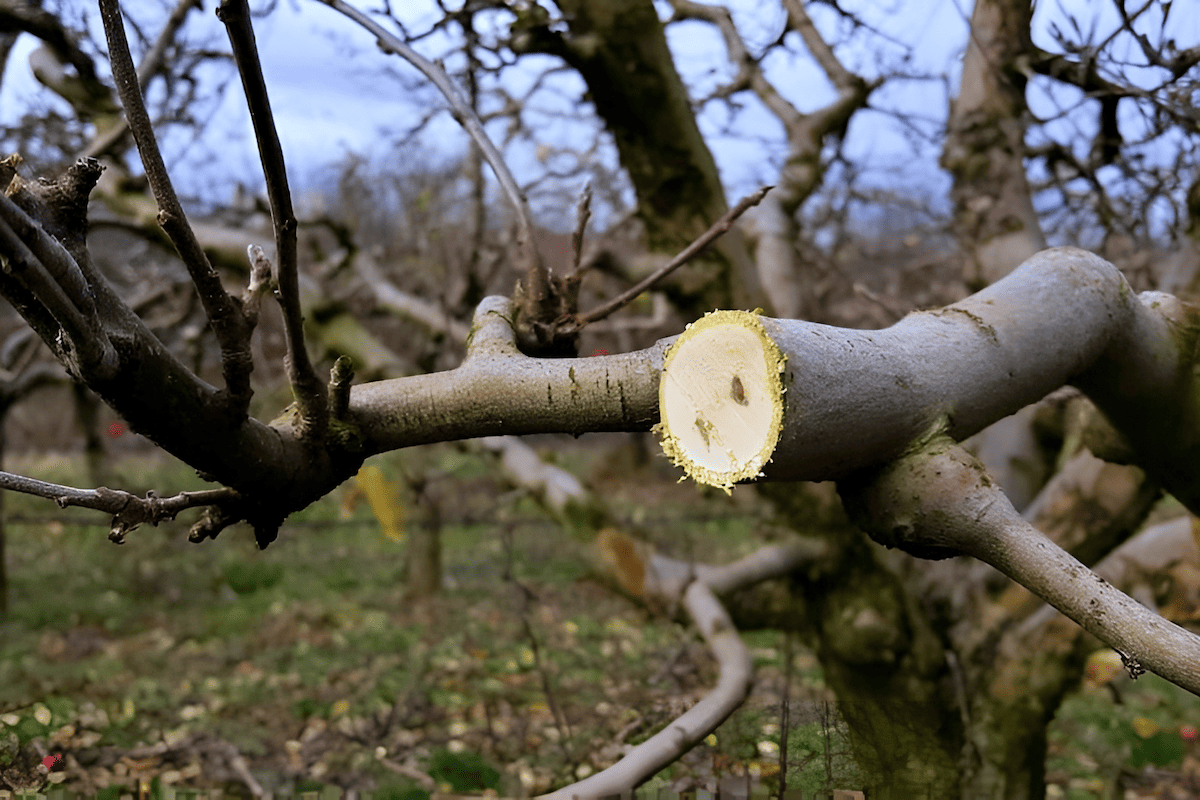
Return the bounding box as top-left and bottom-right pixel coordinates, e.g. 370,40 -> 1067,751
655,310 -> 787,491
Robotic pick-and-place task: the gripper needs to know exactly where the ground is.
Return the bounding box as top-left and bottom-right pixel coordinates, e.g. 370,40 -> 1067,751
0,437 -> 1197,798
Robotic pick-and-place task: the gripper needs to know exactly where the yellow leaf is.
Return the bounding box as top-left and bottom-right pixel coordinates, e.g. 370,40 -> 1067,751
1084,649 -> 1124,686
1132,716 -> 1160,738
594,528 -> 646,597
354,465 -> 405,542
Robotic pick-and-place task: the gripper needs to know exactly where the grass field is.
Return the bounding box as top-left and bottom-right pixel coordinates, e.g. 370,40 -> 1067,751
0,439 -> 1197,797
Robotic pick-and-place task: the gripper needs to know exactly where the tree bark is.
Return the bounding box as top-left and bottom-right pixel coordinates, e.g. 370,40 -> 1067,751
941,0 -> 1046,287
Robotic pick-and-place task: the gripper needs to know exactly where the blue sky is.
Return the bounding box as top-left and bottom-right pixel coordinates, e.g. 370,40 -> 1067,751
0,0 -> 966,217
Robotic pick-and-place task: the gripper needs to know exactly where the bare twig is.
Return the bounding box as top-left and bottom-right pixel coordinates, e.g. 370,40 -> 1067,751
218,0 -> 327,439
313,0 -> 547,305
578,186 -> 772,327
79,0 -> 202,160
329,355 -> 354,419
852,281 -> 907,321
0,469 -> 238,543
97,0 -> 254,413
135,0 -> 201,87
242,244 -> 273,328
570,183 -> 592,275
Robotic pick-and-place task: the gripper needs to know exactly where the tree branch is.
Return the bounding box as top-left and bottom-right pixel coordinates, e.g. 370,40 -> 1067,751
0,469 -> 239,544
98,0 -> 255,416
218,0 -> 327,439
841,436 -> 1200,695
577,186 -> 772,327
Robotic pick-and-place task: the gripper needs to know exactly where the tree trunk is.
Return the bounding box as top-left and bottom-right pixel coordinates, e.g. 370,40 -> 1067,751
406,480 -> 442,598
941,0 -> 1046,287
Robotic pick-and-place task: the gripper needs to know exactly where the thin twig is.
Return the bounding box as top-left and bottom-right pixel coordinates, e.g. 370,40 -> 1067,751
218,0 -> 327,438
0,469 -> 237,542
578,186 -> 772,326
135,0 -> 201,87
314,0 -> 548,305
329,355 -> 354,419
852,281 -> 907,321
80,0 -> 202,159
570,183 -> 592,275
242,244 -> 273,328
97,0 -> 254,411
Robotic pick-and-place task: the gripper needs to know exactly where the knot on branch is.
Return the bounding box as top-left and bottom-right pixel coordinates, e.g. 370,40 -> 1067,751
188,503 -> 241,544
512,273 -> 582,357
100,487 -> 173,543
15,158 -> 104,254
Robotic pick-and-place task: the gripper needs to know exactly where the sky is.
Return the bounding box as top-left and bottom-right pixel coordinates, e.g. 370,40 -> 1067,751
0,0 -> 1194,234
0,0 -> 968,218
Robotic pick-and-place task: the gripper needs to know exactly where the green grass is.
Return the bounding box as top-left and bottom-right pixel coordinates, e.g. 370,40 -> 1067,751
1,443 -> 804,795
1,443 -> 1196,797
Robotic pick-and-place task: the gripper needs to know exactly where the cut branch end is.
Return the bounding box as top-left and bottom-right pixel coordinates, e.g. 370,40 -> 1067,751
654,310 -> 786,492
